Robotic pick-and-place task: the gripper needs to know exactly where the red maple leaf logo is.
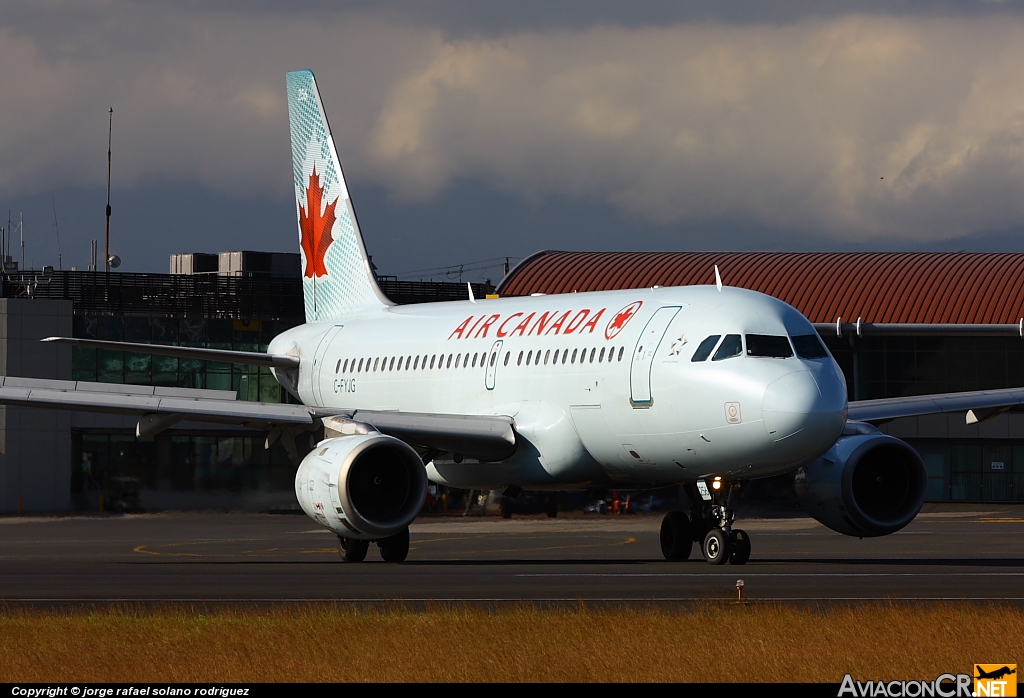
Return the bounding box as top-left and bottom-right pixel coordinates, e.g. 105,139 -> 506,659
299,165 -> 338,278
605,301 -> 643,340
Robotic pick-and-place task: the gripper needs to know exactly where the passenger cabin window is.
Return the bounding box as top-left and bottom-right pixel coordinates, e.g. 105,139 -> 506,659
746,335 -> 793,358
691,335 -> 721,362
792,334 -> 829,359
712,334 -> 743,361
504,351 -> 510,366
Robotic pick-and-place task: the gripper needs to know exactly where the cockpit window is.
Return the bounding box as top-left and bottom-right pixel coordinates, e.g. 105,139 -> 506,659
691,335 -> 721,362
746,334 -> 794,358
712,334 -> 743,361
792,334 -> 829,359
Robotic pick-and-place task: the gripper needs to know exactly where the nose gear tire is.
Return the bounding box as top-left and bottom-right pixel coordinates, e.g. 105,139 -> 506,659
660,511 -> 693,561
378,526 -> 410,562
728,529 -> 751,565
703,528 -> 731,565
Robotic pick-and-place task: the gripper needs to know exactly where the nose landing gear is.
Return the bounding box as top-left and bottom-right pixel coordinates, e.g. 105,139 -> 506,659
660,480 -> 750,565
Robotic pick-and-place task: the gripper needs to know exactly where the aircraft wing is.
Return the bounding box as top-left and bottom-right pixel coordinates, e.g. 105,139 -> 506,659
848,386 -> 1024,424
327,409 -> 517,461
41,337 -> 299,369
0,376 -> 516,461
0,375 -> 314,431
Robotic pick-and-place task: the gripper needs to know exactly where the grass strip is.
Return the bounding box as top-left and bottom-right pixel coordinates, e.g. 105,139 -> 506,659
0,601 -> 1020,682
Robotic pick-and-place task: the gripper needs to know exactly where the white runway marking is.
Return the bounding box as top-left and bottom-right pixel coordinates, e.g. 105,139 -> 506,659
516,572 -> 1024,577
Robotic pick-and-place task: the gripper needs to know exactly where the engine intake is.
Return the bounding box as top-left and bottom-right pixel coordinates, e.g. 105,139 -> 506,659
295,433 -> 427,539
795,426 -> 927,537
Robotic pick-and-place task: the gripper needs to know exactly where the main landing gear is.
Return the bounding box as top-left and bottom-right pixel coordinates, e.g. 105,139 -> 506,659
338,527 -> 410,563
659,479 -> 751,565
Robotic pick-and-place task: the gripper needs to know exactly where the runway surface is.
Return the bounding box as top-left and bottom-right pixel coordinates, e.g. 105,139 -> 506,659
1,507 -> 1022,604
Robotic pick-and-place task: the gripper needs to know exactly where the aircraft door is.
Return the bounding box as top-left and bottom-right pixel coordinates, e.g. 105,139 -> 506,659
485,340 -> 503,390
629,306 -> 680,406
312,325 -> 344,405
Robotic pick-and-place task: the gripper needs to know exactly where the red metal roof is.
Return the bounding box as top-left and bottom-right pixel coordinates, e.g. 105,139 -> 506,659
496,251 -> 1024,324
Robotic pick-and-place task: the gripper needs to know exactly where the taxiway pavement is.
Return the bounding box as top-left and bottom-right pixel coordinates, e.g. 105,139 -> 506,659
0,507 -> 1021,604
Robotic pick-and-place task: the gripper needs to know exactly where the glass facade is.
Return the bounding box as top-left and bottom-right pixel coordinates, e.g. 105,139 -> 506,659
823,335 -> 1024,401
72,431 -> 294,494
71,315 -> 301,402
911,443 -> 1024,502
949,443 -> 1024,502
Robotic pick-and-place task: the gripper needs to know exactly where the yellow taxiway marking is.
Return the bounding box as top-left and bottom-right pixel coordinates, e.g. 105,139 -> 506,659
135,541 -> 282,557
976,517 -> 1024,523
133,544 -> 201,557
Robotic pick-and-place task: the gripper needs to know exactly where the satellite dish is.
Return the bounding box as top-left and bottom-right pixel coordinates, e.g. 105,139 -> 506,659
107,255 -> 121,269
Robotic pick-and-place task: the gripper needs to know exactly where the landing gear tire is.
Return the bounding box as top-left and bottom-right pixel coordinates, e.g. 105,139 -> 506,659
378,527 -> 410,563
339,536 -> 369,563
660,511 -> 693,561
702,528 -> 731,565
729,529 -> 751,566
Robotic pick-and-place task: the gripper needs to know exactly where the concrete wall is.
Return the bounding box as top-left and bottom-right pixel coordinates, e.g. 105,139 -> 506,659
0,298 -> 73,513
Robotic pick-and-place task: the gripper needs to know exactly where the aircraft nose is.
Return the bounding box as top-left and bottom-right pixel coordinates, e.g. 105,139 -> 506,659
763,370 -> 819,441
762,370 -> 845,453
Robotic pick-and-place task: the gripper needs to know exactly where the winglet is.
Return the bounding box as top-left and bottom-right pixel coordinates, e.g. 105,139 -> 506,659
715,265 -> 723,292
468,283 -> 476,304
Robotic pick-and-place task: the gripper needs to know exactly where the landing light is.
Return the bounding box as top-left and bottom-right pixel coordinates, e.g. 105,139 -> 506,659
711,479 -> 722,490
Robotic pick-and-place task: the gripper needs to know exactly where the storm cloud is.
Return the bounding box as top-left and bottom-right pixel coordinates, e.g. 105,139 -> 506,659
1,1 -> 1023,270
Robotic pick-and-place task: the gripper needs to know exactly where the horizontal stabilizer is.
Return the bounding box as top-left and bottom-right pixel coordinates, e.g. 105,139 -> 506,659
42,337 -> 300,369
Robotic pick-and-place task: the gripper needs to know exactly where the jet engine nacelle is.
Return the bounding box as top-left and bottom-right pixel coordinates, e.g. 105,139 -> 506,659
794,425 -> 927,537
294,433 -> 427,540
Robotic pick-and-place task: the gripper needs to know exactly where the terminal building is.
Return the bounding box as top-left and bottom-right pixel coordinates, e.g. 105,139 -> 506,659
0,253 -> 494,513
1,249 -> 1022,513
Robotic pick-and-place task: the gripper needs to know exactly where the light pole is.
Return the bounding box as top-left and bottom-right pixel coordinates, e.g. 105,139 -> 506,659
105,107 -> 112,273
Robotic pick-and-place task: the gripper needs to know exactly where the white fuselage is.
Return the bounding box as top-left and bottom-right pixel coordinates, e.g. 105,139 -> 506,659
269,285 -> 848,490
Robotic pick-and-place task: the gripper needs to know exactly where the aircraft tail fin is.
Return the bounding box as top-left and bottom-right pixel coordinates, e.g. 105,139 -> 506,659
286,70 -> 390,322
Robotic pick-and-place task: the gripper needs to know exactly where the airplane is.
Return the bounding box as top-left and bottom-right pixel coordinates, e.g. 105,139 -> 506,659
4,69 -> 1024,566
975,667 -> 1016,681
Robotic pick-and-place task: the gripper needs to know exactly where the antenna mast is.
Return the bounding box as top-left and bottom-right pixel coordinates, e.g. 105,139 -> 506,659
51,195 -> 62,271
105,107 -> 112,273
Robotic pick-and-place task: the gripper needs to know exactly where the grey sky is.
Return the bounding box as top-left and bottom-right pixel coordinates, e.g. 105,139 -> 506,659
1,1 -> 1023,279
